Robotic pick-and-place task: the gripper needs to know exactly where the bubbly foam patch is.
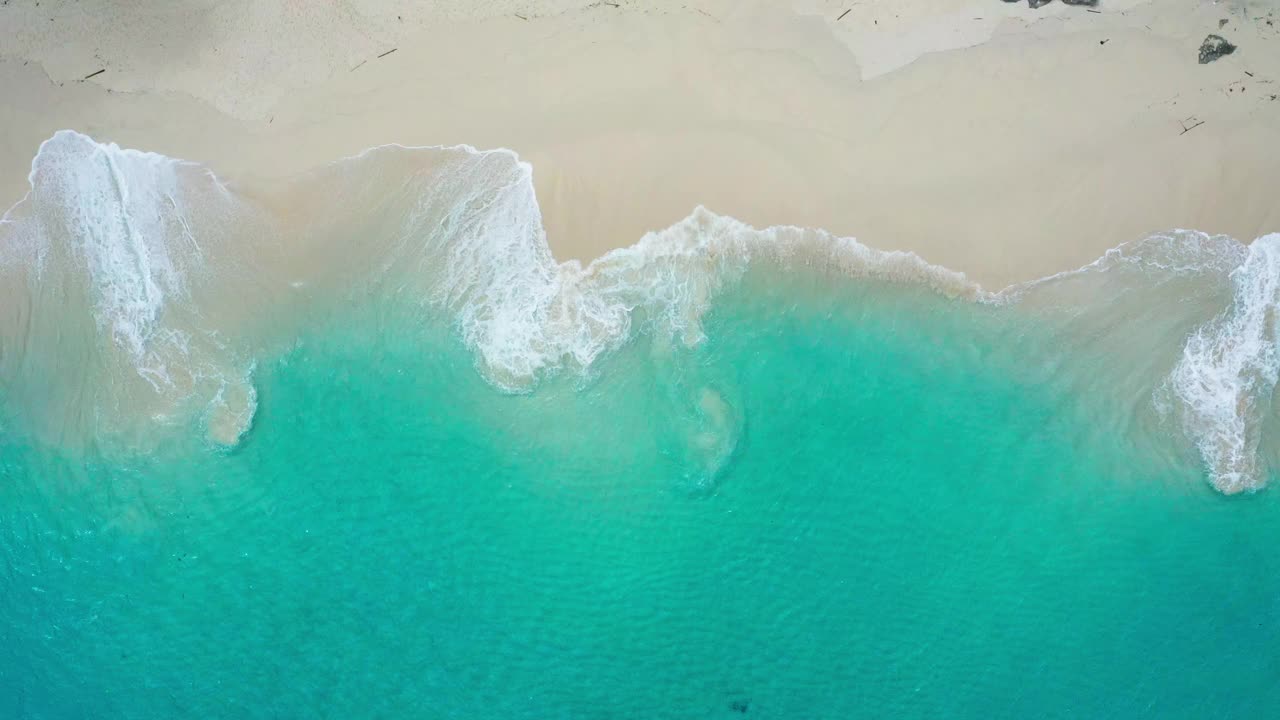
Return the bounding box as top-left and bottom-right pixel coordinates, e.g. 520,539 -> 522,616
1000,229 -> 1280,492
357,144 -> 982,391
1166,235 -> 1280,493
0,131 -> 255,447
29,131 -> 197,371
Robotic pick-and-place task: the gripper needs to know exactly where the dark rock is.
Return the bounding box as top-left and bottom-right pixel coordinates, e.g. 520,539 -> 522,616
1029,0 -> 1053,8
730,700 -> 750,713
1198,35 -> 1237,64
1062,0 -> 1099,5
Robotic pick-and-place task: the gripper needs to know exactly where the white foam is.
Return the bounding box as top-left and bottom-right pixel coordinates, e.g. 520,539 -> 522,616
996,229 -> 1246,308
6,131 -> 1280,493
1166,235 -> 1280,493
379,143 -> 984,390
1,131 -> 252,446
404,151 -> 1278,493
24,131 -> 201,382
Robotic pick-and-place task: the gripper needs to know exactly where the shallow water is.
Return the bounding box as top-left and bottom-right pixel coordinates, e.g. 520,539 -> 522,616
1,133 -> 1279,718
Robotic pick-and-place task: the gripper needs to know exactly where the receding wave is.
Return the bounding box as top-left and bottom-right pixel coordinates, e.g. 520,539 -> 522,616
0,131 -> 260,447
1,131 -> 1277,493
998,228 -> 1273,492
1164,236 -> 1280,493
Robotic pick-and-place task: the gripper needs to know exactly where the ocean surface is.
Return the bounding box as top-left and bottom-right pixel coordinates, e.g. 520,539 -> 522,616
1,131 -> 1279,718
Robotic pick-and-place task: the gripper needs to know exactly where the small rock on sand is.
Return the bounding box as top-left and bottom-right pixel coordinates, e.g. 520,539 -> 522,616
1199,34 -> 1237,64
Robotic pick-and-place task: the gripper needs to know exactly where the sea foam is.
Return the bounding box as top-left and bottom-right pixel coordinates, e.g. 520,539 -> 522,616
1,131 -> 255,447
2,131 -> 1278,492
1166,236 -> 1280,493
28,132 -> 198,373
326,143 -> 983,391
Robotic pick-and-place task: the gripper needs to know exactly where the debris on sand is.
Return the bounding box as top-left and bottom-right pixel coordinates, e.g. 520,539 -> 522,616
1199,35 -> 1236,64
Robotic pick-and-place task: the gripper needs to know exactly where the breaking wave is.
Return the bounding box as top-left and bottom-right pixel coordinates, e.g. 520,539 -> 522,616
1,131 -> 1277,493
1165,236 -> 1280,493
999,228 -> 1276,492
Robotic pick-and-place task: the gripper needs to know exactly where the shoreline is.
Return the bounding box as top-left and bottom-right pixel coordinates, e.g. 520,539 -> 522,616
3,0 -> 1280,288
1,123 -> 1275,493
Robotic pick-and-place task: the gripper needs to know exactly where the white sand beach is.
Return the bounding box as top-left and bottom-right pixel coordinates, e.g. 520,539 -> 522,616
3,0 -> 1279,287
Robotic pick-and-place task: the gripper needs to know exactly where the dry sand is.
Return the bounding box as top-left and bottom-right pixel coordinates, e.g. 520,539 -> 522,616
2,0 -> 1280,288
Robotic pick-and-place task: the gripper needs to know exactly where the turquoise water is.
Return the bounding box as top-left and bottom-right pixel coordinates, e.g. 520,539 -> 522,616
2,133 -> 1280,717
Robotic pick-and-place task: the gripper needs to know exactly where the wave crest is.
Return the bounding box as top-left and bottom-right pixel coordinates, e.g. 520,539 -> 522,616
305,143 -> 982,391
1,131 -> 255,446
3,131 -> 1279,493
1166,235 -> 1280,493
